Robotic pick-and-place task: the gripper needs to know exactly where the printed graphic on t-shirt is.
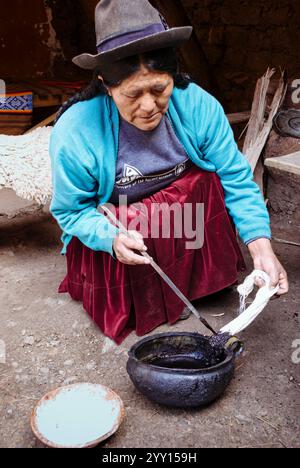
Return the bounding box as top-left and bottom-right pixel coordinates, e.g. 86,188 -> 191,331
116,158 -> 192,189
123,164 -> 143,178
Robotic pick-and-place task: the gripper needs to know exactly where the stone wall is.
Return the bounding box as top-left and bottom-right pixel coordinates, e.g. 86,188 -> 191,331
0,0 -> 95,81
0,0 -> 65,80
0,0 -> 299,112
181,0 -> 300,111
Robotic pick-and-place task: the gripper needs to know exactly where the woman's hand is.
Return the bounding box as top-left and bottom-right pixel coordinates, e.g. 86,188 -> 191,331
113,231 -> 151,266
247,238 -> 289,295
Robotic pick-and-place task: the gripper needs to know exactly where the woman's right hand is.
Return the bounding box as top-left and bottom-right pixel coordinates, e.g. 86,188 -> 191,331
113,231 -> 151,265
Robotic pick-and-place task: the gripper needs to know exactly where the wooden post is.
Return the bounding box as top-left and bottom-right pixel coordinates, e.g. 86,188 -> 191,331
149,0 -> 213,91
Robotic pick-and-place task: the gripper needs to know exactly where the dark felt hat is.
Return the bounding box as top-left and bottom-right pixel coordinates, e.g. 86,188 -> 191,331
72,0 -> 193,69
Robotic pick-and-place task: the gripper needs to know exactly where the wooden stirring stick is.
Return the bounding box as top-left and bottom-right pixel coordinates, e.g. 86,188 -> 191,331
100,205 -> 217,335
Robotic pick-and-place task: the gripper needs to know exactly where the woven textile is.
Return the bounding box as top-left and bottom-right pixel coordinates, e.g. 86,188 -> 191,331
0,92 -> 33,113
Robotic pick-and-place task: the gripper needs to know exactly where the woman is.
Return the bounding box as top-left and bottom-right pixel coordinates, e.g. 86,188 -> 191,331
50,0 -> 288,344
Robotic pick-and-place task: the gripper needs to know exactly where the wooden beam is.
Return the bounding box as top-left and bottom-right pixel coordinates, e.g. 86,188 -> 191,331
243,70 -> 287,172
227,111 -> 251,125
265,151 -> 300,176
242,68 -> 287,193
24,112 -> 57,134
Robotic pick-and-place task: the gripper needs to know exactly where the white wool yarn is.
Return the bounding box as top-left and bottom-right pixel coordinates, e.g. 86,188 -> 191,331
221,270 -> 279,336
0,126 -> 53,205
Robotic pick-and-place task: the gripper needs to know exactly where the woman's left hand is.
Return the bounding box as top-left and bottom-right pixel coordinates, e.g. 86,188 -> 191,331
247,238 -> 289,296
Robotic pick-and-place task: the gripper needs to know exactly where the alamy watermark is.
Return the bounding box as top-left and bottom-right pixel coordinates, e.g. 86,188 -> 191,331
291,79 -> 300,105
98,197 -> 205,250
291,339 -> 300,365
0,339 -> 6,364
0,79 -> 6,105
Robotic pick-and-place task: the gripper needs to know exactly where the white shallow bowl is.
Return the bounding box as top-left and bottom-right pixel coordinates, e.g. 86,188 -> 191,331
31,383 -> 125,448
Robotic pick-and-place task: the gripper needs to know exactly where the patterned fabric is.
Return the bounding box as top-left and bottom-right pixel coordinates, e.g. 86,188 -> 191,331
0,92 -> 33,113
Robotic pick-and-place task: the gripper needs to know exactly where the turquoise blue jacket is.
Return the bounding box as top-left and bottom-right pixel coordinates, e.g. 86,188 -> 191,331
49,82 -> 271,256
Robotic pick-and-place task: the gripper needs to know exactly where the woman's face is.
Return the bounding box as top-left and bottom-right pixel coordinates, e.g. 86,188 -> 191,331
99,64 -> 174,131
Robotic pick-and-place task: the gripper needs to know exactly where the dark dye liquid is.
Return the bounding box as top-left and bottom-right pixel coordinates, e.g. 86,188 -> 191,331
145,353 -> 224,370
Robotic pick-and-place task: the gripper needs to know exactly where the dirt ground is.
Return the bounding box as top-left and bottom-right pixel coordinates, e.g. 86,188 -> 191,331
0,215 -> 299,448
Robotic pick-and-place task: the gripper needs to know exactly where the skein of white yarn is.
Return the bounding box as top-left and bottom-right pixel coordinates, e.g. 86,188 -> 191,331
220,270 -> 279,336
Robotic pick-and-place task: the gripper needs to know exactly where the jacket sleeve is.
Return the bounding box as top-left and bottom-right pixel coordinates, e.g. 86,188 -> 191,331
49,129 -> 119,257
199,91 -> 271,244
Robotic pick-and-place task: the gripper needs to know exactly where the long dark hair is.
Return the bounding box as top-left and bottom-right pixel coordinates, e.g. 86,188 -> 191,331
54,47 -> 193,124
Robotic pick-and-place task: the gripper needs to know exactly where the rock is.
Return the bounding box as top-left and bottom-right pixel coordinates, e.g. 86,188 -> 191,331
64,359 -> 74,367
101,337 -> 116,354
235,413 -> 251,424
50,340 -> 60,347
6,321 -> 17,328
63,377 -> 77,385
277,374 -> 288,385
23,336 -> 35,346
16,374 -> 29,383
40,367 -> 49,376
86,361 -> 97,371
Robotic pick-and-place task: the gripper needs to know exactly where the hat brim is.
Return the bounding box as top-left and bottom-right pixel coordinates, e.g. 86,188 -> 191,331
72,26 -> 193,70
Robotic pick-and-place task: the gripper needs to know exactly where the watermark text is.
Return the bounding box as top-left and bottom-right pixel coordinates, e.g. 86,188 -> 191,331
0,79 -> 6,105
291,79 -> 300,105
291,339 -> 300,364
0,339 -> 6,364
98,197 -> 205,250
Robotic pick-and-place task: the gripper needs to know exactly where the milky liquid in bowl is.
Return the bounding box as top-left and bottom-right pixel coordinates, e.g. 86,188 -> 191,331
32,383 -> 124,448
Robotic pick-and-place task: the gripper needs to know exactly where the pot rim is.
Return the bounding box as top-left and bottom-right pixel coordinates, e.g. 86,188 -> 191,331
127,331 -> 234,375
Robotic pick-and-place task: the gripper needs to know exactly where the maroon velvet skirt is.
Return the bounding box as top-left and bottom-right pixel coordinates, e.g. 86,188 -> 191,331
58,166 -> 246,344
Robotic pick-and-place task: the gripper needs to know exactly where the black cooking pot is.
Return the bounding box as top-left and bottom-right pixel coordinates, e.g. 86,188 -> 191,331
126,332 -> 240,408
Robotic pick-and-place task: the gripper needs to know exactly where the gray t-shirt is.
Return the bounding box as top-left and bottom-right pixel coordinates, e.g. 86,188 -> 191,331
109,114 -> 194,205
